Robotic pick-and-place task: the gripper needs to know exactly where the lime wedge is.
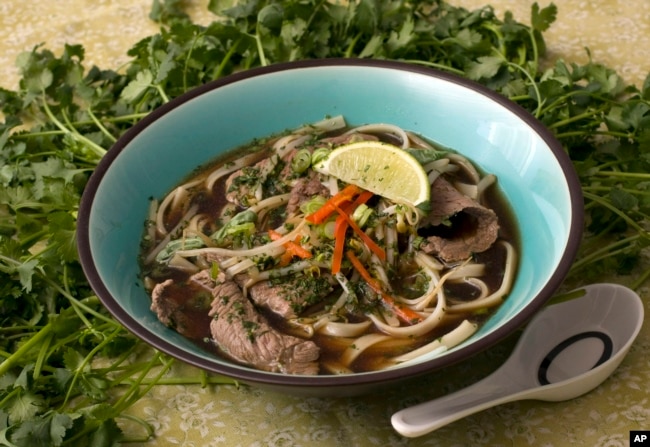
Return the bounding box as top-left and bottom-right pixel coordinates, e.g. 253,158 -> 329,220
314,141 -> 430,208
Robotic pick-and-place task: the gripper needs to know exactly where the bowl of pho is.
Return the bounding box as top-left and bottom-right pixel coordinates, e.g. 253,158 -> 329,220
78,59 -> 583,397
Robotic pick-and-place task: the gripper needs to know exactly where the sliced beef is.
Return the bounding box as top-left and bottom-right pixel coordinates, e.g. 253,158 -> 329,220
418,177 -> 499,262
286,172 -> 330,216
235,272 -> 334,319
208,273 -> 320,375
150,275 -> 214,340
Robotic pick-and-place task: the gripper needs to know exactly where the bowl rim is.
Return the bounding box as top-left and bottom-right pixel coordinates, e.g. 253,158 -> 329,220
77,58 -> 584,389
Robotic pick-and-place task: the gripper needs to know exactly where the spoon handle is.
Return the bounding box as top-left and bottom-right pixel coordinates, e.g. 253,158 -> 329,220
391,369 -> 529,438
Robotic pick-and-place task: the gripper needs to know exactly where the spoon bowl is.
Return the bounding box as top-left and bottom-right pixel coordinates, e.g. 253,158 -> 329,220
391,283 -> 644,438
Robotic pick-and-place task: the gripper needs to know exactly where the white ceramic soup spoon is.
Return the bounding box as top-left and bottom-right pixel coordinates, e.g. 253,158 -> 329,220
391,282 -> 644,438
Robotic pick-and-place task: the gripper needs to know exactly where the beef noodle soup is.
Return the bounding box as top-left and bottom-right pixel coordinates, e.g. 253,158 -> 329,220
139,116 -> 518,375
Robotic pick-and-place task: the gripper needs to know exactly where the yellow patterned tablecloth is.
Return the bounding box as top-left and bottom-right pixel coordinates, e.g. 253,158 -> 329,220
2,1 -> 650,446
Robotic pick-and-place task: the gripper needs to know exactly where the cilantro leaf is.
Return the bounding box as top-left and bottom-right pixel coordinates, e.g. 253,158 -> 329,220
10,412 -> 75,447
531,3 -> 557,32
466,56 -> 504,81
120,69 -> 154,102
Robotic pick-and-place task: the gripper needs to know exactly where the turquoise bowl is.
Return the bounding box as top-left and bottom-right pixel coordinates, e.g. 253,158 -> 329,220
78,59 -> 583,397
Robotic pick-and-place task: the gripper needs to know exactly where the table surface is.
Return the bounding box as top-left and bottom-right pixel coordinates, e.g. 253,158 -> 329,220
2,1 -> 649,446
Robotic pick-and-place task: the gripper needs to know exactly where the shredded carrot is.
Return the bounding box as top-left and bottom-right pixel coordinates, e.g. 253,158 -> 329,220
305,184 -> 361,224
333,204 -> 386,261
286,235 -> 312,259
331,216 -> 348,274
331,190 -> 375,274
346,250 -> 423,325
379,294 -> 424,325
268,229 -> 312,266
341,190 -> 374,214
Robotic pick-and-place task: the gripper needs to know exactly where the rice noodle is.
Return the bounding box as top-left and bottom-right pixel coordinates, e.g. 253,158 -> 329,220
327,176 -> 339,196
448,153 -> 480,184
454,181 -> 478,199
155,186 -> 189,235
423,158 -> 450,173
340,333 -> 392,366
387,319 -> 478,365
457,277 -> 490,299
225,258 -> 256,277
168,254 -> 201,273
446,262 -> 486,280
342,123 -> 410,149
145,199 -> 158,242
368,284 -> 447,337
278,134 -> 313,160
248,193 -> 291,221
402,256 -> 471,310
294,115 -> 347,135
405,131 -> 437,150
145,203 -> 199,264
415,251 -> 444,271
380,308 -> 401,327
477,173 -> 497,199
205,151 -> 264,191
384,221 -> 397,265
448,241 -> 516,312
322,362 -> 353,375
318,320 -> 372,337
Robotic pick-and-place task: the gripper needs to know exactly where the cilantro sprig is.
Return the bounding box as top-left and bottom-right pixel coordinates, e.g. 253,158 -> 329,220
1,0 -> 649,444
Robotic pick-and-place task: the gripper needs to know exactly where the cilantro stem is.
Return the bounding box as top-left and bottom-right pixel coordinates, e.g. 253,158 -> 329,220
117,413 -> 155,442
40,95 -> 107,158
0,388 -> 21,411
33,330 -> 53,379
631,267 -> 650,290
403,59 -> 465,76
506,61 -> 543,117
214,38 -> 242,79
60,326 -> 123,409
252,26 -> 268,67
582,191 -> 649,235
593,171 -> 650,180
58,264 -> 96,331
570,235 -> 639,273
122,374 -> 239,386
112,352 -> 174,414
182,33 -> 201,92
527,28 -> 539,78
584,185 -> 650,196
87,108 -> 117,143
537,89 -> 615,117
0,323 -> 52,376
41,275 -> 116,325
344,33 -> 362,58
554,130 -> 631,139
480,22 -> 506,57
12,112 -> 150,140
155,84 -> 171,103
547,108 -> 606,130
